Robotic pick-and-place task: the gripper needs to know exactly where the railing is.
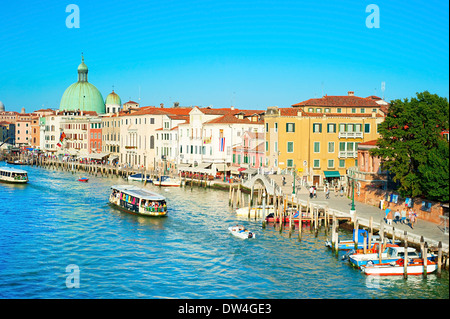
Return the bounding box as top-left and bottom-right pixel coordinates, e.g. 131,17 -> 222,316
338,151 -> 357,158
338,132 -> 363,139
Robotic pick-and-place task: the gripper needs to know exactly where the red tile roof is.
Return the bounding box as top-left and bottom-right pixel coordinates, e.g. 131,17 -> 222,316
292,95 -> 380,107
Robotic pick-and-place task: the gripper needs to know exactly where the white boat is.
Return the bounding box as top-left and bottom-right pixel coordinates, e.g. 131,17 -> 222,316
228,225 -> 256,239
349,246 -> 435,268
361,259 -> 437,276
154,175 -> 181,187
109,184 -> 168,217
127,173 -> 152,182
0,167 -> 28,183
236,205 -> 275,218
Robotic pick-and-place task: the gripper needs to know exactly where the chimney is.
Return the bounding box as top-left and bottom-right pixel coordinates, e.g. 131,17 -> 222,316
231,105 -> 235,110
173,102 -> 180,108
348,91 -> 354,96
160,103 -> 164,108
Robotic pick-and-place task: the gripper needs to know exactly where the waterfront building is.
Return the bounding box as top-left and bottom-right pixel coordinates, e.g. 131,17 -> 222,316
118,105 -> 191,170
264,92 -> 386,187
231,131 -> 265,169
58,110 -> 99,157
88,117 -> 102,155
178,107 -> 264,175
101,112 -> 122,163
41,111 -> 62,153
59,55 -> 106,114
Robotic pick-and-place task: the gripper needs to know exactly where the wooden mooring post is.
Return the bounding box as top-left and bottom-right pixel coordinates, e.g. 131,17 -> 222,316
403,231 -> 408,280
437,241 -> 443,277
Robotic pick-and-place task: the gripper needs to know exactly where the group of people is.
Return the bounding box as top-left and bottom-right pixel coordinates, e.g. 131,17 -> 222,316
142,200 -> 167,212
385,204 -> 417,229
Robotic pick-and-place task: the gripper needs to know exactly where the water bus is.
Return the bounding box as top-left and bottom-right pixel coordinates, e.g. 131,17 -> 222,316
0,167 -> 29,183
109,184 -> 168,217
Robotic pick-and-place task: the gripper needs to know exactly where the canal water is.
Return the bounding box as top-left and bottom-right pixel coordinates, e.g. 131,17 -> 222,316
0,164 -> 448,299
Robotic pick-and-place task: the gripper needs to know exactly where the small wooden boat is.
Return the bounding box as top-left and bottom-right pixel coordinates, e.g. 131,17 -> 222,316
0,166 -> 28,183
361,258 -> 437,276
109,184 -> 168,217
228,225 -> 255,239
6,160 -> 27,165
153,175 -> 181,187
78,177 -> 89,182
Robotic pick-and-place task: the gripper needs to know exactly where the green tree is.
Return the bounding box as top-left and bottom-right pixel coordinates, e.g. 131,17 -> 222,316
371,91 -> 449,202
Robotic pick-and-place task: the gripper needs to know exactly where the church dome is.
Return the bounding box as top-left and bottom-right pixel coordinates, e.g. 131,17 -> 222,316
59,56 -> 105,114
105,90 -> 121,106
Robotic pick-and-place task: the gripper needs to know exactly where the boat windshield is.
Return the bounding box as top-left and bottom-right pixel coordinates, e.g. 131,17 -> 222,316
386,247 -> 396,257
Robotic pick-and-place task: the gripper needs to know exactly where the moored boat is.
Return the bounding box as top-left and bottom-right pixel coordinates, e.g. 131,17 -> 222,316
348,246 -> 436,268
153,175 -> 181,187
109,184 -> 168,217
127,173 -> 152,183
236,205 -> 275,218
0,167 -> 29,183
228,225 -> 255,239
361,258 -> 437,276
78,177 -> 89,182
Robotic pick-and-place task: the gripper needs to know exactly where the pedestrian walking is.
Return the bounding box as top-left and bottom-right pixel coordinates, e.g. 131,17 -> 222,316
313,186 -> 317,198
384,204 -> 391,223
325,187 -> 330,199
409,209 -> 417,229
386,209 -> 393,225
309,186 -> 314,199
394,209 -> 400,224
401,207 -> 407,224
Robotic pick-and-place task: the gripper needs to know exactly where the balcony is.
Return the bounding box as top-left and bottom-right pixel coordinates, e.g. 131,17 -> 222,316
338,132 -> 363,139
338,151 -> 357,158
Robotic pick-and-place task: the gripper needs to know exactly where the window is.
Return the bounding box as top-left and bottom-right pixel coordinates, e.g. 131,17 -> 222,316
313,159 -> 320,168
327,123 -> 336,133
328,159 -> 334,168
314,142 -> 320,153
313,123 -> 322,133
265,141 -> 268,152
274,123 -> 278,132
324,108 -> 330,113
351,108 -> 356,113
286,123 -> 295,132
287,159 -> 294,167
308,108 -> 314,112
274,142 -> 278,152
266,123 -> 268,132
328,142 -> 335,153
339,159 -> 345,168
339,123 -> 346,132
287,142 -> 294,153
364,123 -> 370,133
316,108 -> 322,113
337,108 -> 342,113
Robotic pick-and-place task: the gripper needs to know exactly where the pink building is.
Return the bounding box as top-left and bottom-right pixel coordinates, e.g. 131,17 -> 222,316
232,131 -> 265,168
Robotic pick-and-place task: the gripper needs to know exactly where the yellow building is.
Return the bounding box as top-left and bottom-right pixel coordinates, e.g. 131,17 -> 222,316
264,92 -> 387,187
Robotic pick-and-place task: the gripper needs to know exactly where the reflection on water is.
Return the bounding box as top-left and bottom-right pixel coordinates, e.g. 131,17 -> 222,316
0,163 -> 448,299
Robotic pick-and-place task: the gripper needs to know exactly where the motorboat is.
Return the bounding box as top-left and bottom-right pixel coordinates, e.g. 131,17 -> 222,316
78,177 -> 89,183
0,166 -> 28,183
153,175 -> 181,187
361,258 -> 437,276
109,184 -> 168,217
236,205 -> 275,218
127,173 -> 152,183
228,225 -> 255,239
348,246 -> 436,268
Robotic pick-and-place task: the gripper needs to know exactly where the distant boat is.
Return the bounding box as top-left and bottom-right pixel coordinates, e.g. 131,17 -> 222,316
109,184 -> 168,217
0,166 -> 28,183
127,173 -> 152,183
78,177 -> 89,183
6,160 -> 27,165
153,175 -> 181,187
236,205 -> 275,218
228,225 -> 255,239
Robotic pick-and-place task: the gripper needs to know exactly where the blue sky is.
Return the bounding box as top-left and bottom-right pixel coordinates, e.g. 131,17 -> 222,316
0,0 -> 448,113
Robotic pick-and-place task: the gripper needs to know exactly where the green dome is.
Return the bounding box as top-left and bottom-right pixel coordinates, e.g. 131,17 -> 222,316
105,90 -> 121,106
59,56 -> 105,114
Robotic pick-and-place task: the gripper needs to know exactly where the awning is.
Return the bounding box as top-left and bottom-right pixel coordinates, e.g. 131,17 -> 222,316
324,171 -> 341,178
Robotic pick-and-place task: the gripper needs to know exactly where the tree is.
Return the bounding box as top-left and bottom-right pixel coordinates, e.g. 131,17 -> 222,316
371,91 -> 449,202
